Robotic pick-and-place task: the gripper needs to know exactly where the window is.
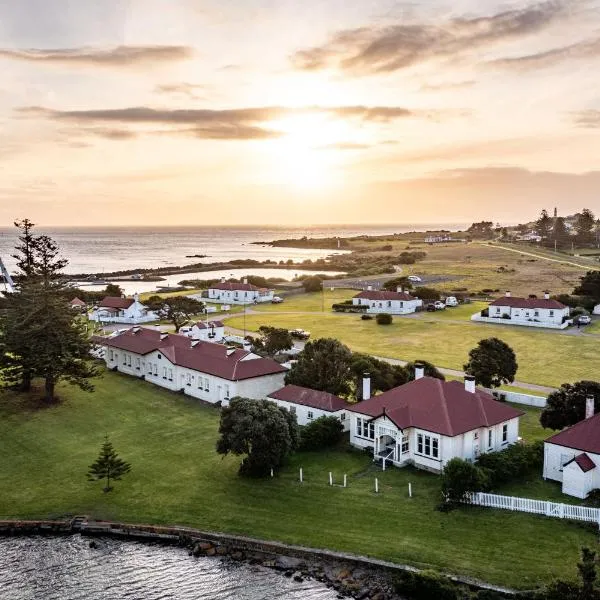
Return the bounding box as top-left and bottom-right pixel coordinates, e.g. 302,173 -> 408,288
135,357 -> 141,370
496,307 -> 501,313
224,384 -> 230,399
108,350 -> 114,361
488,430 -> 493,449
340,412 -> 346,421
356,418 -> 374,439
416,433 -> 439,459
186,373 -> 192,386
153,364 -> 158,376
157,354 -> 162,360
122,355 -> 127,365
289,406 -> 296,414
502,423 -> 508,443
549,310 -> 554,317
534,311 -> 539,317
205,378 -> 210,392
401,435 -> 409,454
168,369 -> 173,381
162,366 -> 167,379
559,453 -> 572,471
387,301 -> 391,307
147,363 -> 152,375
307,410 -> 314,420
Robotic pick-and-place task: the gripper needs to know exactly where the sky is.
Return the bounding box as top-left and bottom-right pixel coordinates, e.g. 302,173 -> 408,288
0,0 -> 599,226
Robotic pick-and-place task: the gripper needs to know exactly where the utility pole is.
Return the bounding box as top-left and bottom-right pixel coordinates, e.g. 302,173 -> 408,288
321,281 -> 324,312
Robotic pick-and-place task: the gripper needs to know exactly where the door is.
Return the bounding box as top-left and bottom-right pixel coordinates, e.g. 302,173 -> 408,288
473,432 -> 480,459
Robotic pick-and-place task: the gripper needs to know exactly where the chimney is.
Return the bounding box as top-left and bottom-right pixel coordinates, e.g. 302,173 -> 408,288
414,362 -> 425,380
505,291 -> 511,298
243,277 -> 248,285
465,375 -> 476,394
362,372 -> 371,401
220,277 -> 226,284
544,291 -> 550,300
397,286 -> 403,294
586,395 -> 595,419
367,285 -> 373,291
134,292 -> 139,303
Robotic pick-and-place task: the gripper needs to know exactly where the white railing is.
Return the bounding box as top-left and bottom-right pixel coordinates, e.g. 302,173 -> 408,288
466,492 -> 600,526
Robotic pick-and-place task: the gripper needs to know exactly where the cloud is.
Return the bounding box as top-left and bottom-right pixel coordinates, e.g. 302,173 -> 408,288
572,109 -> 600,128
291,1 -> 566,74
489,37 -> 600,70
155,83 -> 207,99
317,142 -> 372,151
420,80 -> 476,92
0,45 -> 193,68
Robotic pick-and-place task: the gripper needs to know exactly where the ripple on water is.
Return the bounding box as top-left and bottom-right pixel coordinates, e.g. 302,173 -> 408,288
0,536 -> 340,600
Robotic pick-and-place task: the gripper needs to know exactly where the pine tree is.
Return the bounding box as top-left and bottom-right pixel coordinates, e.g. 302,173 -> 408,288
535,209 -> 552,240
575,208 -> 596,246
87,436 -> 132,492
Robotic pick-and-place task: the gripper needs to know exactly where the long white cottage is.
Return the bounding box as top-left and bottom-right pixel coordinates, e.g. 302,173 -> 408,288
267,384 -> 350,430
96,327 -> 287,403
89,294 -> 157,324
543,397 -> 600,499
179,320 -> 225,342
352,288 -> 423,315
207,278 -> 274,305
472,291 -> 570,329
347,368 -> 523,472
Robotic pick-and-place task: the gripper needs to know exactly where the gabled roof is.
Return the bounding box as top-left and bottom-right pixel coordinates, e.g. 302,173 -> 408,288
545,412 -> 600,454
354,290 -> 417,302
193,320 -> 224,329
70,297 -> 86,306
210,282 -> 266,292
565,453 -> 596,473
268,385 -> 349,412
98,296 -> 135,309
347,377 -> 524,437
489,297 -> 566,310
95,327 -> 286,381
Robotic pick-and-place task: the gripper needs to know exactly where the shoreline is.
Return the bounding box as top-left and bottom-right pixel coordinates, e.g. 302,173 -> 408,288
0,518 -> 515,598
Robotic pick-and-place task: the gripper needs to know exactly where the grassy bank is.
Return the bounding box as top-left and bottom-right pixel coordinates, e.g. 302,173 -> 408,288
0,370 -> 596,589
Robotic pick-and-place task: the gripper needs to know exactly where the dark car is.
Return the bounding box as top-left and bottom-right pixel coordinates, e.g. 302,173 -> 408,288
426,303 -> 436,312
289,328 -> 310,340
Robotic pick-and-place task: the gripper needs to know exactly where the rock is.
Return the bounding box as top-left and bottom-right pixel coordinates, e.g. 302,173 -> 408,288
370,593 -> 385,600
215,546 -> 228,556
88,541 -> 98,549
262,559 -> 276,568
198,542 -> 213,551
205,547 -> 216,557
336,568 -> 353,581
275,556 -> 304,570
284,570 -> 293,578
292,571 -> 304,582
230,551 -> 244,561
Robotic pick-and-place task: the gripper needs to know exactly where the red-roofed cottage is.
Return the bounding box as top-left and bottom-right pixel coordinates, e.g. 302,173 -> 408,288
207,278 -> 274,305
96,327 -> 287,403
89,294 -> 157,324
347,369 -> 523,472
179,320 -> 225,343
267,384 -> 351,430
352,286 -> 423,315
543,398 -> 600,498
472,291 -> 570,329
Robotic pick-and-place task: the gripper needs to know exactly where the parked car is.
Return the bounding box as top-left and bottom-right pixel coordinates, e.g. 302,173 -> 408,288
271,296 -> 284,304
426,303 -> 437,312
433,301 -> 446,310
577,315 -> 592,325
445,296 -> 459,307
407,275 -> 422,282
290,328 -> 310,340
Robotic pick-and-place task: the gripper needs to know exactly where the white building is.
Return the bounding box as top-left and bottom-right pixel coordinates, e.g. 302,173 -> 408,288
207,278 -> 274,305
471,291 -> 570,329
352,288 -> 423,315
543,398 -> 600,499
89,294 -> 157,324
179,320 -> 225,342
347,368 -> 523,472
267,384 -> 350,430
96,327 -> 287,404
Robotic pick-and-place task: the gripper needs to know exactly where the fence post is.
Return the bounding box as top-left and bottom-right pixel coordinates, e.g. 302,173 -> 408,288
270,468 -> 273,478
329,472 -> 333,486
299,468 -> 303,483
545,501 -> 551,516
375,478 -> 379,494
408,483 -> 412,498
343,474 -> 347,488
559,503 -> 564,519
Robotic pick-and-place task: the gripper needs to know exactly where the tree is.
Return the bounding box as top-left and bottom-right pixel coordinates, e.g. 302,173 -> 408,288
535,209 -> 553,240
11,218 -> 38,277
463,338 -> 517,388
104,283 -> 124,297
383,276 -> 413,291
299,416 -> 344,451
405,360 -> 445,381
216,397 -> 299,476
467,221 -> 494,239
256,326 -> 293,356
574,271 -> 600,303
302,276 -> 323,293
550,217 -> 571,248
376,312 -> 393,325
147,296 -> 204,332
350,352 -> 408,399
441,458 -> 488,506
575,209 -> 596,246
285,338 -> 353,396
87,435 -> 131,492
413,286 -> 441,300
540,381 -> 600,430
578,547 -> 598,600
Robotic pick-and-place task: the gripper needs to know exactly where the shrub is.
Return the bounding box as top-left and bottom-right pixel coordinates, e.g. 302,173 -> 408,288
476,441 -> 543,488
441,458 -> 489,507
376,312 -> 393,325
397,255 -> 416,264
393,570 -> 464,600
481,308 -> 489,317
361,314 -> 373,320
570,306 -> 589,318
414,286 -> 441,300
299,416 -> 344,451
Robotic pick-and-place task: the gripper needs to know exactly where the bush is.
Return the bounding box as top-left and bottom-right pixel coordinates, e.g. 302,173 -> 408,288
481,308 -> 489,317
441,458 -> 489,507
299,416 -> 344,451
414,286 -> 441,300
302,276 -> 323,293
361,314 -> 373,320
376,312 -> 393,325
570,306 -> 589,318
476,441 -> 543,488
393,570 -> 464,600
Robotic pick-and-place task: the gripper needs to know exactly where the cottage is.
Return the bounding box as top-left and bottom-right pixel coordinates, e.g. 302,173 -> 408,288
267,384 -> 350,430
180,320 -> 225,342
347,366 -> 523,472
472,291 -> 570,329
89,294 -> 157,324
352,287 -> 423,315
69,297 -> 87,310
207,278 -> 274,305
96,326 -> 286,403
543,397 -> 600,498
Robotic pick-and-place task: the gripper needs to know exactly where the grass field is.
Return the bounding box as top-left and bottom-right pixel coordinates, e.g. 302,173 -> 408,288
227,312 -> 598,387
0,370 -> 595,590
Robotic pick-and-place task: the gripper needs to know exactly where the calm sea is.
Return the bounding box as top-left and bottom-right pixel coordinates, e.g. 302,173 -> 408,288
0,536 -> 339,600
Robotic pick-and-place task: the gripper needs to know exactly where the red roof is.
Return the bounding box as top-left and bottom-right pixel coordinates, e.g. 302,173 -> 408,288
70,297 -> 86,306
98,296 -> 135,309
210,282 -> 266,292
354,290 -> 417,301
268,385 -> 349,412
96,327 -> 286,381
565,453 -> 596,473
489,297 -> 566,310
545,412 -> 600,454
347,377 -> 524,436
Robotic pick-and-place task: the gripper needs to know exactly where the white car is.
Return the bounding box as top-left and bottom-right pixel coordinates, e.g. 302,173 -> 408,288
445,296 -> 459,307
271,296 -> 284,304
433,301 -> 446,310
577,315 -> 592,325
407,275 -> 422,283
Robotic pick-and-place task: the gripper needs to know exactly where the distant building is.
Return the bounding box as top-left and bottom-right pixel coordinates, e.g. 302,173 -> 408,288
89,294 -> 157,324
425,235 -> 452,243
179,320 -> 225,342
352,287 -> 423,315
69,297 -> 87,310
207,278 -> 274,305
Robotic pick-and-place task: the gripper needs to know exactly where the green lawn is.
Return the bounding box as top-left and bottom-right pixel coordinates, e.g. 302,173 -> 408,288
227,313 -> 598,387
253,289 -> 357,313
0,371 -> 596,590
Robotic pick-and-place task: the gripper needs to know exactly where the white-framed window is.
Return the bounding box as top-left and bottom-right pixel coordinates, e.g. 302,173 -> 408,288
186,373 -> 192,386
502,423 -> 508,443
549,310 -> 554,317
153,364 -> 158,376
122,354 -> 127,365
356,417 -> 375,439
488,430 -> 493,449
534,311 -> 539,317
307,410 -> 314,420
401,434 -> 409,454
496,307 -> 501,313
135,357 -> 141,370
224,384 -> 230,399
417,433 -> 439,459
162,366 -> 167,379
205,378 -> 210,391
108,349 -> 114,361
340,412 -> 346,421
147,363 -> 152,375
168,369 -> 173,381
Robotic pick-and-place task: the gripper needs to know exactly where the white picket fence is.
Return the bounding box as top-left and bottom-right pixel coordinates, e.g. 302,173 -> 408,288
466,492 -> 600,527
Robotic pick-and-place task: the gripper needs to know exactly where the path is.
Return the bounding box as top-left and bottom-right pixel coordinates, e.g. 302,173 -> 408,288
479,242 -> 593,270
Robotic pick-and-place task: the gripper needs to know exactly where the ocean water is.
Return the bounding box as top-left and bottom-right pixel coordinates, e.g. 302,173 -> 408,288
0,224 -> 466,276
0,536 -> 339,600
